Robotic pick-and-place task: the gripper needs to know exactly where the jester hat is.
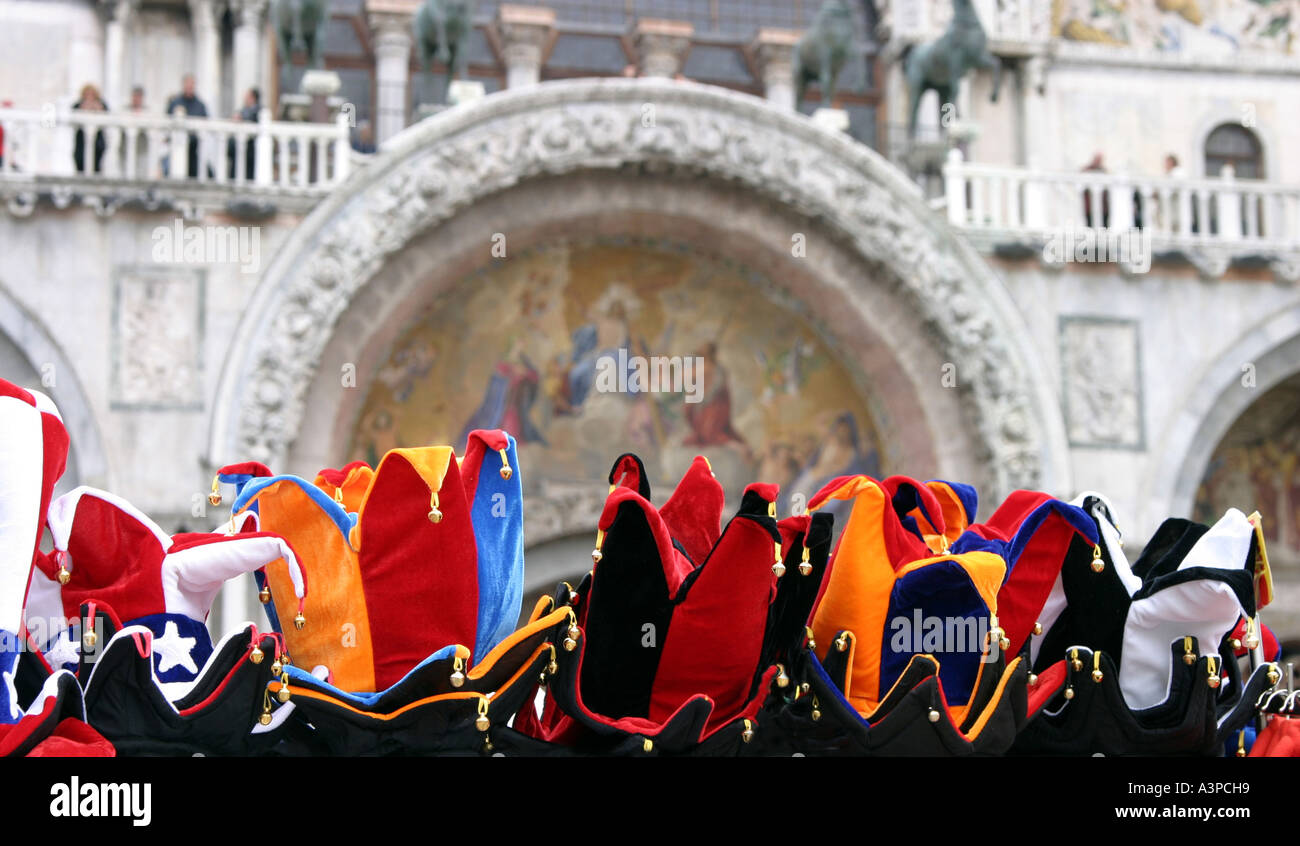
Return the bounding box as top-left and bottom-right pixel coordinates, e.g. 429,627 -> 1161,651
518,454 -> 792,755
225,430 -> 525,693
24,488 -> 307,690
81,619 -> 299,756
949,490 -> 1099,662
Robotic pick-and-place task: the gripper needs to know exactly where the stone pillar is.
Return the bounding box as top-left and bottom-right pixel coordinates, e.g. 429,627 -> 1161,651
495,4 -> 555,89
630,18 -> 693,79
100,0 -> 137,109
750,28 -> 800,110
188,0 -> 222,114
1019,54 -> 1048,168
367,5 -> 414,147
231,0 -> 270,107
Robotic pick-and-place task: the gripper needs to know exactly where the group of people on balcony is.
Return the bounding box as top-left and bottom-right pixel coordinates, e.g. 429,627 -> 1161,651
1080,151 -> 1199,234
66,75 -> 260,181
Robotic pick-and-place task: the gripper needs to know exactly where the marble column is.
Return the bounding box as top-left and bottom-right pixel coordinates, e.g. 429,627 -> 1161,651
100,0 -> 138,110
367,6 -> 414,146
231,0 -> 270,106
630,18 -> 693,79
495,4 -> 555,89
188,0 -> 222,114
750,28 -> 800,110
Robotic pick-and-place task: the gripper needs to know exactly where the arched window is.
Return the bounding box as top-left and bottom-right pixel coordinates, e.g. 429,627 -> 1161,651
1204,123 -> 1263,179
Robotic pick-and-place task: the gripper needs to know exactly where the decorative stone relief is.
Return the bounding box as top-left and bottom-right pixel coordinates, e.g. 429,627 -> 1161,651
1060,316 -> 1144,449
111,268 -> 205,410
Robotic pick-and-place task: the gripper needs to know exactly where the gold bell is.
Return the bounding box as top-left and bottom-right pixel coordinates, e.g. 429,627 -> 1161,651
1070,649 -> 1083,672
591,548 -> 602,564
1064,685 -> 1075,700
1245,635 -> 1260,650
741,719 -> 754,743
475,707 -> 490,733
999,634 -> 1010,651
811,696 -> 821,722
428,491 -> 443,523
1236,731 -> 1247,758
498,448 -> 512,480
259,711 -> 273,726
805,626 -> 816,652
82,629 -> 97,650
1268,666 -> 1281,686
1032,621 -> 1042,636
592,529 -> 604,564
1231,639 -> 1242,650
270,659 -> 282,675
772,561 -> 786,578
208,477 -> 222,507
1027,673 -> 1038,686
546,646 -> 558,676
1208,675 -> 1221,689
258,585 -> 271,604
1091,653 -> 1103,683
281,653 -> 291,666
1183,636 -> 1196,666
927,708 -> 941,723
835,633 -> 849,653
451,657 -> 466,688
57,565 -> 71,586
775,664 -> 790,689
294,612 -> 306,630
642,738 -> 653,753
1092,669 -> 1103,683
563,636 -> 577,651
250,645 -> 264,664
1091,544 -> 1104,573
567,622 -> 581,642
798,547 -> 812,576
277,687 -> 291,703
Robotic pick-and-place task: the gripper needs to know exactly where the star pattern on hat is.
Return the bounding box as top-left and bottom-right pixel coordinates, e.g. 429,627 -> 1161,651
44,628 -> 81,671
153,620 -> 198,676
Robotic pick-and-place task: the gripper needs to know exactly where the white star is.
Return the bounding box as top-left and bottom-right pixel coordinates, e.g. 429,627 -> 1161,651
44,629 -> 81,670
2,670 -> 20,721
153,621 -> 198,676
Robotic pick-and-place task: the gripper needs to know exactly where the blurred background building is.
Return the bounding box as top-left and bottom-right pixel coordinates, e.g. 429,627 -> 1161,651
0,0 -> 1298,644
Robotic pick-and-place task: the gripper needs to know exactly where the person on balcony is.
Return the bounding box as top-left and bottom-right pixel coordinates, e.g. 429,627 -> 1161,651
1081,152 -> 1109,229
163,74 -> 208,179
226,88 -> 260,180
72,84 -> 108,175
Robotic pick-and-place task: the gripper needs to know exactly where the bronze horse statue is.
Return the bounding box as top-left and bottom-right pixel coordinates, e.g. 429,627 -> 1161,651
904,0 -> 1002,137
795,0 -> 855,110
415,0 -> 476,104
273,0 -> 330,86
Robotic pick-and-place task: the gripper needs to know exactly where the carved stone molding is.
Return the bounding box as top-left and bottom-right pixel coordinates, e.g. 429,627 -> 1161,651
211,78 -> 1070,500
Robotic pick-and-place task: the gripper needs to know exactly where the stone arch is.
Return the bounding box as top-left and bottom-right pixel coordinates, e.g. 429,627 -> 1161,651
1190,106 -> 1276,180
0,282 -> 111,490
1140,302 -> 1300,533
208,78 -> 1070,502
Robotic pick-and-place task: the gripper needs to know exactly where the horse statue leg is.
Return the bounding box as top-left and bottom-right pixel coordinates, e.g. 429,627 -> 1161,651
820,49 -> 836,109
982,52 -> 1002,103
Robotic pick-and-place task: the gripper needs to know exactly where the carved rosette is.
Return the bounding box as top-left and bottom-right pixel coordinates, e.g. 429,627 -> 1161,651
228,78 -> 1052,497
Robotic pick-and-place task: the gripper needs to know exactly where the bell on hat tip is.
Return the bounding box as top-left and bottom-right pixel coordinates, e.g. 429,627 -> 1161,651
927,708 -> 941,723
57,566 -> 71,585
1246,636 -> 1260,650
642,738 -> 654,753
1064,686 -> 1075,700
1027,673 -> 1038,686
1090,559 -> 1104,573
270,659 -> 282,675
1071,658 -> 1083,672
798,561 -> 813,576
1032,622 -> 1042,636
499,465 -> 512,480
259,712 -> 273,726
567,622 -> 580,640
1231,638 -> 1242,650
208,492 -> 222,506
451,670 -> 466,688
563,636 -> 577,652
999,636 -> 1010,651
476,713 -> 491,732
428,506 -> 443,523
258,586 -> 271,604
293,613 -> 306,630
250,645 -> 264,664
1183,652 -> 1196,666
82,630 -> 97,650
1269,668 -> 1281,685
811,708 -> 821,722
775,665 -> 789,688
591,548 -> 603,564
1208,675 -> 1221,689
547,659 -> 558,675
1091,669 -> 1103,683
772,561 -> 786,577
835,633 -> 849,653
1235,747 -> 1246,758
741,720 -> 754,743
277,687 -> 291,703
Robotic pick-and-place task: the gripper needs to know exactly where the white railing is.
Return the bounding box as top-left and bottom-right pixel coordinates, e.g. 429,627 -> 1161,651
943,150 -> 1300,248
0,106 -> 351,192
